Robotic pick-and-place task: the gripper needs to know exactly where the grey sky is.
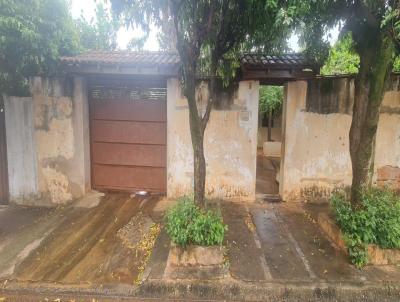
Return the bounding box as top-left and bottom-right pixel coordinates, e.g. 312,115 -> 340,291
70,0 -> 339,52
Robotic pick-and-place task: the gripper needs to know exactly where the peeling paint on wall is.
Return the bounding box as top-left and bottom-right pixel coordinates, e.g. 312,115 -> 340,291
36,118 -> 74,160
27,76 -> 90,205
42,166 -> 73,203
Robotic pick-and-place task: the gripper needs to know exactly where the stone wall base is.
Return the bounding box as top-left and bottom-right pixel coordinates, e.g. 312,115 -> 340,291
164,245 -> 228,280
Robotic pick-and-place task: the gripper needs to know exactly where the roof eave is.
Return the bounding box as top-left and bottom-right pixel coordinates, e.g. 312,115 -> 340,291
61,61 -> 181,77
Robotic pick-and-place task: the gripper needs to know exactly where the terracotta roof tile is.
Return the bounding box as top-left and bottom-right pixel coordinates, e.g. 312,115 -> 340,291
61,51 -> 180,66
240,53 -> 316,70
61,51 -> 317,72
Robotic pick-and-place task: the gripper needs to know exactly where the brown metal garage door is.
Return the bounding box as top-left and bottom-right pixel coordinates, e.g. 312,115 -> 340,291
89,83 -> 167,193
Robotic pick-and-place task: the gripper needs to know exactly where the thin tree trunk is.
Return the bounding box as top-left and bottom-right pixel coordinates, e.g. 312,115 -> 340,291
267,110 -> 273,141
183,70 -> 212,208
349,34 -> 394,208
193,138 -> 206,206
184,74 -> 206,207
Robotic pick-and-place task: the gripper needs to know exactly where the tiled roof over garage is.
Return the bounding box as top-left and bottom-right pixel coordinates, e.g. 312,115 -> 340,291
240,53 -> 316,70
61,51 -> 180,66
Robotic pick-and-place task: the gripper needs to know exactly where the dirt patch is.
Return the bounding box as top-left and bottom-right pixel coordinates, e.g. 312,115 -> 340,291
116,212 -> 161,284
117,212 -> 155,249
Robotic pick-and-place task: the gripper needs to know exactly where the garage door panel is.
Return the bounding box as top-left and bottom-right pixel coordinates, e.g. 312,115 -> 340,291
92,164 -> 166,191
92,100 -> 167,122
92,142 -> 166,167
91,120 -> 166,145
90,84 -> 167,193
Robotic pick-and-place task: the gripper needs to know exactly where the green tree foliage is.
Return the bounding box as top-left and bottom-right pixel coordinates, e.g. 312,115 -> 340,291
288,0 -> 400,207
0,0 -> 80,95
75,2 -> 120,51
259,85 -> 283,142
321,33 -> 360,75
321,32 -> 400,75
259,86 -> 283,115
395,56 -> 400,72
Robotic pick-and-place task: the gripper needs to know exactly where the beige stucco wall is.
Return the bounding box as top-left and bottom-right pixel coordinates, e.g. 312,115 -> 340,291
375,90 -> 400,188
7,73 -> 397,205
27,76 -> 91,205
167,78 -> 259,201
280,79 -> 400,202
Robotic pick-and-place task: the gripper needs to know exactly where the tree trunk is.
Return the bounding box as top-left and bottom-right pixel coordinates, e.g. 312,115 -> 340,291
267,110 -> 273,141
183,71 -> 209,207
193,137 -> 206,206
349,33 -> 394,208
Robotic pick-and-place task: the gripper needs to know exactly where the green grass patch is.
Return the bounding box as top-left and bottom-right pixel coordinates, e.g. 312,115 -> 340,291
165,196 -> 227,247
331,188 -> 400,267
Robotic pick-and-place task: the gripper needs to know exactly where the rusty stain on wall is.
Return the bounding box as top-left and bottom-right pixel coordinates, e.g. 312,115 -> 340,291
377,166 -> 400,190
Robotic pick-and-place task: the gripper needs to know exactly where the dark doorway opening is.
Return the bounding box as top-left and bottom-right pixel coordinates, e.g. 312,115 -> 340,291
256,85 -> 283,200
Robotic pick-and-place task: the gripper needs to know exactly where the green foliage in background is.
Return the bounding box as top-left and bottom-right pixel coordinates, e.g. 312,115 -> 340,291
394,56 -> 400,73
165,196 -> 227,247
75,2 -> 120,51
0,0 -> 80,95
0,0 -> 121,97
321,32 -> 400,75
259,86 -> 283,115
321,33 -> 360,75
331,188 -> 400,267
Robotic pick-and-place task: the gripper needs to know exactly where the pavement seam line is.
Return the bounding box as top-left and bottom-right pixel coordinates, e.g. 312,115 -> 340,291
246,205 -> 272,280
272,207 -> 317,279
259,255 -> 272,280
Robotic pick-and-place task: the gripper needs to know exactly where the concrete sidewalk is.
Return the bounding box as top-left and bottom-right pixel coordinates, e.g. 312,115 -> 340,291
141,201 -> 400,301
146,201 -> 400,283
0,197 -> 399,301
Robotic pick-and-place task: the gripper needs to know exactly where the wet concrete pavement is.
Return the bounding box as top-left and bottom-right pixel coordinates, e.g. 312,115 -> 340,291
1,194 -> 400,301
0,194 -> 163,286
256,154 -> 280,196
233,201 -> 400,283
144,199 -> 400,285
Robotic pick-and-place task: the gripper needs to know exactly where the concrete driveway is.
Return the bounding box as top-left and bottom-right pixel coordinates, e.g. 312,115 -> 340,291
0,193 -> 164,286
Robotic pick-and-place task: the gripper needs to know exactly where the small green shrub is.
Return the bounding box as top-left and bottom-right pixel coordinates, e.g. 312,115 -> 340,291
331,188 -> 400,267
165,196 -> 227,247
